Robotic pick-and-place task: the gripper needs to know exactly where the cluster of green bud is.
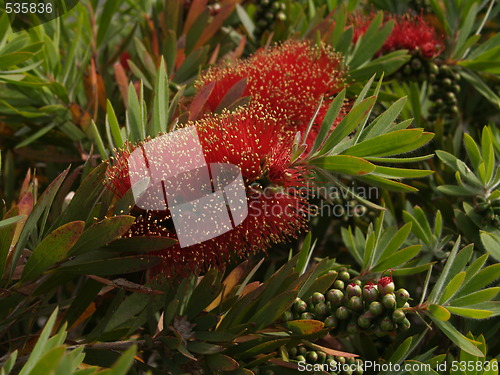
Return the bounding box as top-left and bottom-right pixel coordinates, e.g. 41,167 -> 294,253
475,196 -> 500,227
253,0 -> 286,39
283,269 -> 412,336
287,344 -> 364,375
394,54 -> 436,83
428,63 -> 461,122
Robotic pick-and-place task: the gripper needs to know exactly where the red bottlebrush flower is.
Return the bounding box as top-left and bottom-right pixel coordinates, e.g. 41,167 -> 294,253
196,40 -> 347,148
105,105 -> 312,278
351,12 -> 444,59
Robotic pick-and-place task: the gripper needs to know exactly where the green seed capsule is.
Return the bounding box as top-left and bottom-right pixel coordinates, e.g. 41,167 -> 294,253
327,289 -> 344,305
335,306 -> 350,320
382,293 -> 397,310
306,351 -> 318,364
312,292 -> 326,305
411,58 -> 423,71
347,296 -> 363,311
392,309 -> 406,323
293,299 -> 308,314
452,84 -> 461,93
369,301 -> 383,316
324,315 -> 338,329
298,346 -> 307,356
288,347 -> 297,357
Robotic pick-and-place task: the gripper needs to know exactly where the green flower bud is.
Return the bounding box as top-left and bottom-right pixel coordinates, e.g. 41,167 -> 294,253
298,346 -> 307,356
300,312 -> 315,320
378,276 -> 395,295
369,301 -> 383,316
333,280 -> 345,290
317,351 -> 327,364
445,92 -> 456,104
411,58 -> 423,71
293,299 -> 307,314
346,283 -> 362,297
452,84 -> 461,93
335,306 -> 350,320
442,77 -> 452,87
429,62 -> 439,74
396,288 -> 410,307
288,347 -> 297,357
296,355 -> 306,362
324,315 -> 338,329
314,302 -> 328,317
306,351 -> 318,364
362,282 -> 379,302
312,292 -> 326,305
327,289 -> 344,305
399,317 -> 411,330
403,64 -> 412,75
392,309 -> 406,323
380,316 -> 395,331
357,313 -> 372,329
335,356 -> 346,365
347,319 -> 358,334
276,11 -> 286,21
347,296 -> 363,311
403,302 -> 410,308
352,279 -> 362,286
382,293 -> 397,310
339,271 -> 351,282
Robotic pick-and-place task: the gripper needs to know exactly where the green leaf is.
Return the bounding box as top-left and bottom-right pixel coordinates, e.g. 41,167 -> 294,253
428,316 -> 483,357
22,221 -> 85,281
387,336 -> 413,365
457,264 -> 500,297
311,89 -> 346,154
19,308 -> 59,375
251,290 -> 298,330
106,101 -> 124,149
357,175 -> 418,192
427,238 -> 461,303
206,354 -> 239,372
103,236 -> 177,252
60,254 -> 162,276
0,214 -> 26,229
297,232 -> 315,276
463,133 -> 482,172
446,306 -> 493,319
126,82 -> 145,142
1,350 -> 17,375
450,288 -> 500,307
90,120 -> 108,159
186,342 -> 224,355
24,346 -> 65,375
372,245 -> 421,272
151,57 -> 169,135
480,231 -> 500,262
11,168 -> 69,278
284,319 -> 325,335
110,345 -> 136,375
235,4 -> 255,40
374,166 -> 433,178
185,269 -> 221,319
440,272 -> 466,304
427,304 -> 451,321
319,96 -> 376,154
310,155 -> 375,175
342,129 -> 433,157
96,0 -> 120,47
69,216 -> 135,256
361,96 -> 407,140
460,70 -> 500,107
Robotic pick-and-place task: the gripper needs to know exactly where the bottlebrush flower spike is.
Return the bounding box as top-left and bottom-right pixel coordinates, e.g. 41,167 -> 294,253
105,105 -> 313,278
351,12 -> 444,58
196,40 -> 347,148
